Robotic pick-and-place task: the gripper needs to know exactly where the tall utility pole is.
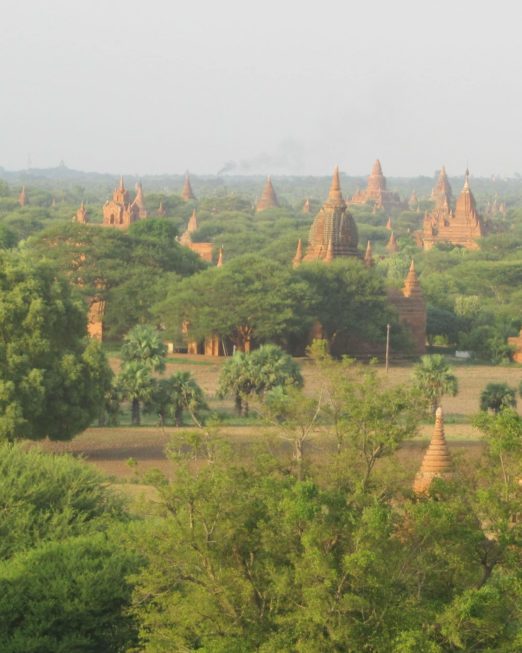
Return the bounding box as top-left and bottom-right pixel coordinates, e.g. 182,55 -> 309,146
385,323 -> 391,373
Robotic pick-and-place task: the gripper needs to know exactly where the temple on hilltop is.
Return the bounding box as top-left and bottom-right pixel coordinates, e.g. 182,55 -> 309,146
421,169 -> 484,250
74,202 -> 89,224
297,166 -> 359,263
387,261 -> 426,355
413,407 -> 453,493
179,209 -> 213,262
181,173 -> 196,201
103,177 -> 140,227
256,176 -> 279,212
349,160 -> 405,211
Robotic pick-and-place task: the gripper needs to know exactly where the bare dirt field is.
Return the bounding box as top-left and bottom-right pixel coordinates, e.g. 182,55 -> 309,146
34,355 -> 521,480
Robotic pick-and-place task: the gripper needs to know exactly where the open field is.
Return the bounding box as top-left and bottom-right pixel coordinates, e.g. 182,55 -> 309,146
33,356 -> 522,480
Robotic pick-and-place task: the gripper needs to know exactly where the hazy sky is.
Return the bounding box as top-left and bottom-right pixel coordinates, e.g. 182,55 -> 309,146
1,0 -> 521,176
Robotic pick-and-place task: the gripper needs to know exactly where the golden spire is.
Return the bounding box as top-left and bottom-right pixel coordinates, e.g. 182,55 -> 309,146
292,238 -> 303,268
413,407 -> 453,493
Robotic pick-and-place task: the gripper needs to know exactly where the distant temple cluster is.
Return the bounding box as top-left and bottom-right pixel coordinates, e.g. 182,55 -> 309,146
61,159 -> 495,354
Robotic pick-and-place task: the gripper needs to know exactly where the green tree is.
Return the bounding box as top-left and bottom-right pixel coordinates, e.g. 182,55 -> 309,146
155,254 -> 310,351
0,443 -> 125,560
0,534 -> 141,653
412,354 -> 458,415
479,382 -> 516,414
0,251 -> 112,441
144,372 -> 207,427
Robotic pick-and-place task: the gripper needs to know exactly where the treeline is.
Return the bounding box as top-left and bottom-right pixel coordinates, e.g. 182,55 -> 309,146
1,350 -> 521,651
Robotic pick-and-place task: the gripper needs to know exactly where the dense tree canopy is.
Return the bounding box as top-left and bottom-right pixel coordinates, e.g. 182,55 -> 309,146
0,251 -> 112,441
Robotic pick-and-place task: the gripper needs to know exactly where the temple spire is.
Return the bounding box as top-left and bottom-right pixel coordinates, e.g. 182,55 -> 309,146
386,216 -> 392,230
413,407 -> 453,493
187,209 -> 198,233
181,173 -> 196,201
18,186 -> 27,207
118,176 -> 125,192
403,260 -> 422,298
256,176 -> 279,212
325,165 -> 344,207
302,198 -> 311,214
292,238 -> 303,268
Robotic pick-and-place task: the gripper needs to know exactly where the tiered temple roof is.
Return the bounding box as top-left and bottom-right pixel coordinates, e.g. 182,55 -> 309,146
102,177 -> 140,228
179,210 -> 213,262
302,167 -> 359,261
181,173 -> 196,201
413,407 -> 453,493
350,160 -> 405,211
422,170 -> 484,250
256,176 -> 279,212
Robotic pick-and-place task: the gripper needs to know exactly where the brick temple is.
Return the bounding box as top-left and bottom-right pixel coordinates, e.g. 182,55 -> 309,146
422,169 -> 484,250
350,160 -> 404,211
102,177 -> 140,227
300,166 -> 359,262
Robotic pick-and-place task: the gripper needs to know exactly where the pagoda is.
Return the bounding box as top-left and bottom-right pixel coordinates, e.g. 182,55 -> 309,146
413,407 -> 453,493
181,173 -> 196,201
302,167 -> 359,261
363,240 -> 374,267
132,181 -> 148,219
74,202 -> 89,224
386,232 -> 399,253
256,176 -> 279,212
431,166 -> 453,210
156,200 -> 167,217
302,198 -> 311,214
408,190 -> 419,211
387,261 -> 426,354
422,170 -> 484,250
102,177 -> 140,228
350,160 -> 404,211
179,210 -> 213,262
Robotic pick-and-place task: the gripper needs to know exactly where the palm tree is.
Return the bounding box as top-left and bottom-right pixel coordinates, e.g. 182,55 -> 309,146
413,354 -> 458,414
217,345 -> 303,416
121,324 -> 166,373
117,361 -> 153,425
169,372 -> 207,426
480,383 -> 516,414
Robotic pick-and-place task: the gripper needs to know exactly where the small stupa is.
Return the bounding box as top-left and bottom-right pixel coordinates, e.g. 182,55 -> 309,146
156,200 -> 167,217
302,198 -> 311,214
256,176 -> 279,212
413,407 -> 453,493
386,216 -> 392,230
386,232 -> 399,253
